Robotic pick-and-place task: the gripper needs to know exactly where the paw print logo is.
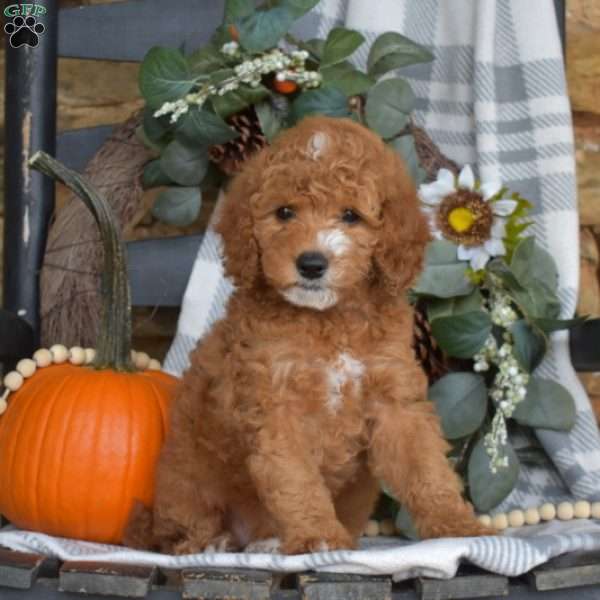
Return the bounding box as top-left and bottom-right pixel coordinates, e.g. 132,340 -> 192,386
4,15 -> 45,48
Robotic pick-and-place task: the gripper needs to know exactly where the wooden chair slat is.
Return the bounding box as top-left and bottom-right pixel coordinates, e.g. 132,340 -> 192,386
127,235 -> 203,307
298,572 -> 392,600
58,0 -> 225,62
59,561 -> 157,597
182,568 -> 273,600
528,550 -> 600,591
417,573 -> 508,600
56,126 -> 115,172
0,548 -> 45,590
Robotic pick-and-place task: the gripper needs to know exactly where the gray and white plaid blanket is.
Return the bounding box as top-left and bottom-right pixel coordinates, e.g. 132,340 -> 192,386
5,0 -> 598,580
166,0 -> 600,512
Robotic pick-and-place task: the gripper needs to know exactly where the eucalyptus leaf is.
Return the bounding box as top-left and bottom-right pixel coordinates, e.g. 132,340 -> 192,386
365,78 -> 415,138
177,106 -> 239,145
255,101 -> 282,142
395,505 -> 419,540
511,286 -> 561,321
367,31 -> 434,77
186,46 -> 225,76
225,0 -> 254,20
510,319 -> 547,372
486,258 -> 524,291
429,372 -> 487,439
236,6 -> 296,52
303,38 -> 325,59
430,311 -> 492,358
143,106 -> 169,142
160,139 -> 208,186
424,240 -> 461,264
321,27 -> 365,67
320,62 -> 375,96
139,46 -> 195,109
388,134 -> 427,185
534,316 -> 586,333
426,289 -> 483,321
152,186 -> 202,227
468,437 -> 520,512
142,159 -> 172,188
511,237 -> 559,295
413,263 -> 474,298
281,0 -> 320,18
290,86 -> 350,122
512,377 -> 576,431
212,84 -> 270,118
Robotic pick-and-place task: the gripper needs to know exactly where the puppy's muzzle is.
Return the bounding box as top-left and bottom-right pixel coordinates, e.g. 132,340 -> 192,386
296,251 -> 329,280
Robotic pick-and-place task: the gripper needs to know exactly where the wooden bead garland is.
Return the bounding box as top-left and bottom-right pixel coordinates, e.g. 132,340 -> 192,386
0,346 -> 163,415
479,499 -> 600,531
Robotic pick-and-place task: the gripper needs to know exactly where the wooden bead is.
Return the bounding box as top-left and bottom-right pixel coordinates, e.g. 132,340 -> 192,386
557,502 -> 574,521
379,518 -> 395,536
50,344 -> 69,364
134,352 -> 151,370
148,358 -> 161,371
574,500 -> 591,519
478,515 -> 492,527
591,502 -> 600,519
364,519 -> 379,537
508,510 -> 525,528
524,508 -> 541,525
491,513 -> 508,530
84,348 -> 96,364
3,371 -> 24,392
33,348 -> 53,368
69,347 -> 86,365
16,358 -> 36,378
539,503 -> 556,521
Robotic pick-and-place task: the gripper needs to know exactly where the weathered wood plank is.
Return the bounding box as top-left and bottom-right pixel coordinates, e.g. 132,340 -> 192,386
59,561 -> 157,597
298,572 -> 392,600
0,548 -> 45,590
529,550 -> 600,591
417,573 -> 508,600
182,568 -> 273,600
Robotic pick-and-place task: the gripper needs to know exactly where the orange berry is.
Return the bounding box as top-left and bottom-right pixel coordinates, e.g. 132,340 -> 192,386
228,24 -> 239,42
273,79 -> 298,95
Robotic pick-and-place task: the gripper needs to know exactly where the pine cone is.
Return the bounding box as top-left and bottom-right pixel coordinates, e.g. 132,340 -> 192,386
413,302 -> 449,383
208,107 -> 267,175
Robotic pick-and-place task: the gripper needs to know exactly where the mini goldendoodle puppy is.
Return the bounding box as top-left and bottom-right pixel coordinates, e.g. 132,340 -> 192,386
125,116 -> 494,555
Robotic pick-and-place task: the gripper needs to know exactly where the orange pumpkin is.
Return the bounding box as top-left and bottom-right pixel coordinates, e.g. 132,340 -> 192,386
0,152 -> 177,544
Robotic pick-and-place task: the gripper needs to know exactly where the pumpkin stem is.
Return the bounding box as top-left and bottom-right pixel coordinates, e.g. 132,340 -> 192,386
29,151 -> 134,371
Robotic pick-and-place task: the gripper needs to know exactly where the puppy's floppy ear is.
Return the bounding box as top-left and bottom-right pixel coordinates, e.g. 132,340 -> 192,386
373,147 -> 431,296
215,150 -> 266,289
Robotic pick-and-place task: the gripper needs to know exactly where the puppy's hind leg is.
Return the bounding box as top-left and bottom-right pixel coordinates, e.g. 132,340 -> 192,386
334,461 -> 381,540
151,378 -> 235,554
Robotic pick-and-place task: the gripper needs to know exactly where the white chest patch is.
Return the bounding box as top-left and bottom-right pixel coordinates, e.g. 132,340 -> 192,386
326,353 -> 365,412
317,228 -> 350,256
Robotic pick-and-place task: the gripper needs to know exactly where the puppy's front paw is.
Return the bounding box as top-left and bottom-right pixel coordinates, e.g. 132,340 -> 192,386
283,527 -> 356,554
418,510 -> 497,539
171,532 -> 237,555
244,537 -> 282,553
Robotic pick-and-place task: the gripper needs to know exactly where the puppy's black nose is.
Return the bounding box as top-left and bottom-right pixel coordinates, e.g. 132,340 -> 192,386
296,251 -> 328,280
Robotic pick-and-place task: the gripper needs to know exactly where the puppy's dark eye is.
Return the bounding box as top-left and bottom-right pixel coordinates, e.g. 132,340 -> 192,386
341,209 -> 361,224
276,206 -> 295,221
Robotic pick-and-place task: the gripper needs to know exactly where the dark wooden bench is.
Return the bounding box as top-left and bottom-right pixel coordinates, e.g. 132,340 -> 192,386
3,545 -> 600,599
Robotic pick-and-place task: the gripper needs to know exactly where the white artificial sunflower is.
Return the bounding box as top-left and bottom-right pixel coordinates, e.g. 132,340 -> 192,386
418,165 -> 518,271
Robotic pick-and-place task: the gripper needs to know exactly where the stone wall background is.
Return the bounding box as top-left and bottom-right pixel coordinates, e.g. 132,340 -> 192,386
0,1 -> 599,374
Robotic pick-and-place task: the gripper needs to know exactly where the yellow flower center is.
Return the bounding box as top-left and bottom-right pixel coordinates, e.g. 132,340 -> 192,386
448,207 -> 476,233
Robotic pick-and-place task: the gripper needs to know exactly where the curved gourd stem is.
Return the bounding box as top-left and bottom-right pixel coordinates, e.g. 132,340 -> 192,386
29,151 -> 133,371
